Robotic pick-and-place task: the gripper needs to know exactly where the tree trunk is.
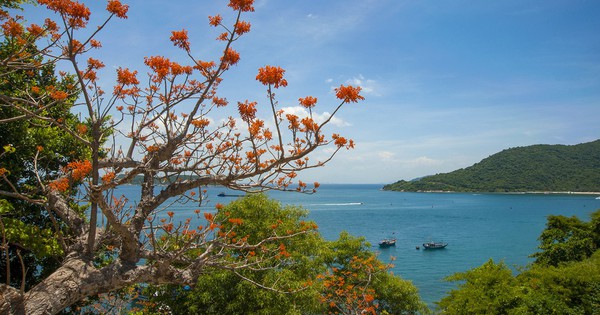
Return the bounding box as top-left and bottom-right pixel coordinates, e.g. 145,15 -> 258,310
21,256 -> 142,315
22,257 -> 95,315
0,284 -> 24,315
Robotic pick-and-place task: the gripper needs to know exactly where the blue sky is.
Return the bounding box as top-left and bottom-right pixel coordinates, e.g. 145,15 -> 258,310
28,0 -> 600,184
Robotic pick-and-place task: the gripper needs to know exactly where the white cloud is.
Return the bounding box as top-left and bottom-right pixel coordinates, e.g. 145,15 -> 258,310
406,156 -> 442,167
378,151 -> 395,160
280,106 -> 351,127
340,75 -> 381,96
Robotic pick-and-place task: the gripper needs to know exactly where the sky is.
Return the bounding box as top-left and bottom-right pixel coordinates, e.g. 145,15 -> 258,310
25,0 -> 600,184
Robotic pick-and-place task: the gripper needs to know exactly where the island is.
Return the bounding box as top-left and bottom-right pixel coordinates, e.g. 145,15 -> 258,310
383,140 -> 600,193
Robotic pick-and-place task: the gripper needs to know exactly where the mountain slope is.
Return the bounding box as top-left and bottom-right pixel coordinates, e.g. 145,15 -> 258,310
383,140 -> 600,193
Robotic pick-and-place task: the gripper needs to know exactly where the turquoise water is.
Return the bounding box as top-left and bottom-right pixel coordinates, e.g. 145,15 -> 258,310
116,184 -> 600,307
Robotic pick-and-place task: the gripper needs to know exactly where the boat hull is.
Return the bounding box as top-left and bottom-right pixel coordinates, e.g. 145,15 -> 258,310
422,242 -> 447,249
379,239 -> 396,248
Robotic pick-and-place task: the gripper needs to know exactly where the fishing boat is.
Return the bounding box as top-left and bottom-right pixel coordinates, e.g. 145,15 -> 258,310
379,233 -> 397,248
422,241 -> 447,249
379,238 -> 396,248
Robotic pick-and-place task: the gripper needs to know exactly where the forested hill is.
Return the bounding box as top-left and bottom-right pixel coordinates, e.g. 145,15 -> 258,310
383,140 -> 600,193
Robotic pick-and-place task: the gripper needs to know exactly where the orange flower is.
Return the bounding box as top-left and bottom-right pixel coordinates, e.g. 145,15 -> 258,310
256,65 -> 287,88
2,18 -> 24,37
228,0 -> 255,12
332,134 -> 348,148
286,114 -> 299,130
299,96 -> 317,108
67,160 -> 92,181
0,168 -> 9,177
248,120 -> 264,136
301,117 -> 319,132
26,23 -> 44,37
50,90 -> 69,100
87,58 -> 105,70
76,124 -> 88,135
170,29 -> 190,51
144,56 -> 171,81
212,96 -> 228,107
221,48 -> 240,66
234,20 -> 251,35
167,211 -> 174,218
39,0 -> 91,28
49,177 -> 69,192
116,67 -> 139,85
102,172 -> 116,183
90,39 -> 102,48
208,15 -> 222,27
228,218 -> 243,225
335,85 -> 365,103
191,118 -> 210,128
106,0 -> 129,19
238,100 -> 257,122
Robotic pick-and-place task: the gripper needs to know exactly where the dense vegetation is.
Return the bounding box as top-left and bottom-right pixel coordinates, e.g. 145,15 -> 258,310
139,194 -> 429,315
437,209 -> 600,314
384,140 -> 600,193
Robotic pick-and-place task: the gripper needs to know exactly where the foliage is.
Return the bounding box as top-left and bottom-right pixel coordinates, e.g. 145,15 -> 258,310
438,209 -> 600,315
0,8 -> 90,292
143,194 -> 428,315
531,210 -> 600,266
0,1 -> 367,313
383,140 -> 600,193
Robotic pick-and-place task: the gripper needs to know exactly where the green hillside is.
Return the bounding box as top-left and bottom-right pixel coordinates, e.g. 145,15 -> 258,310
383,140 -> 600,193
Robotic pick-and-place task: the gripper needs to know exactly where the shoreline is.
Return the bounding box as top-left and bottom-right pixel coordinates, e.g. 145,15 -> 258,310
386,189 -> 600,196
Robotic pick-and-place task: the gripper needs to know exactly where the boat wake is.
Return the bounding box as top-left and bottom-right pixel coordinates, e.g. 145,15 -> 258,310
310,202 -> 363,206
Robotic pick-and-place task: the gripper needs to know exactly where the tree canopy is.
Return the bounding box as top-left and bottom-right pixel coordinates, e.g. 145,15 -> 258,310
438,209 -> 600,314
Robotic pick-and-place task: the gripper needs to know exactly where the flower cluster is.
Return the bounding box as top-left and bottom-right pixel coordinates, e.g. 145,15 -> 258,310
228,0 -> 255,12
170,29 -> 190,51
106,0 -> 129,19
335,85 -> 365,103
238,100 -> 257,122
256,65 -> 287,88
39,0 -> 91,28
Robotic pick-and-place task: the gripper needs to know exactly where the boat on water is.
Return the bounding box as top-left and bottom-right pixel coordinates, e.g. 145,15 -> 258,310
217,192 -> 244,197
379,239 -> 396,248
422,241 -> 447,249
379,233 -> 397,248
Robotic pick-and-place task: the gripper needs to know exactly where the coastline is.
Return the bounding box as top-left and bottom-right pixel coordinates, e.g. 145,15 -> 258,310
385,189 -> 600,196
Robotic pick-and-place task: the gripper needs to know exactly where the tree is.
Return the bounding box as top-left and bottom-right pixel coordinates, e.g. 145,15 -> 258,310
0,1 -> 365,314
531,210 -> 600,267
438,210 -> 600,315
0,2 -> 91,309
143,194 -> 428,315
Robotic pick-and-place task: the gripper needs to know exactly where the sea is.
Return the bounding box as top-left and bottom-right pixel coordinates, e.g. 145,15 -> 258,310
116,184 -> 600,308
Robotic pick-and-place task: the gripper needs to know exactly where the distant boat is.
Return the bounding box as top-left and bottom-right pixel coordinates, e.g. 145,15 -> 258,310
217,192 -> 244,197
379,238 -> 396,248
379,233 -> 397,248
422,241 -> 447,249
